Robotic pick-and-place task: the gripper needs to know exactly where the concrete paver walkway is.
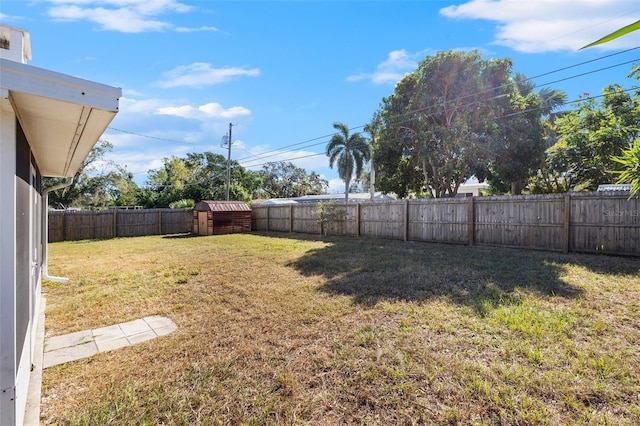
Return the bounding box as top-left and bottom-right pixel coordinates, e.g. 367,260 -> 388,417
43,315 -> 177,368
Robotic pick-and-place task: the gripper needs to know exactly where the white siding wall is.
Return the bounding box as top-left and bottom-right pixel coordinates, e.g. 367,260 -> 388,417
0,97 -> 18,425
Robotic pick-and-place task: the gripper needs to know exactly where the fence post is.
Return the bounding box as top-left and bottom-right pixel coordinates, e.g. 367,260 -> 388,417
468,197 -> 475,246
113,208 -> 117,238
158,210 -> 162,235
266,206 -> 270,232
563,194 -> 571,253
356,203 -> 360,237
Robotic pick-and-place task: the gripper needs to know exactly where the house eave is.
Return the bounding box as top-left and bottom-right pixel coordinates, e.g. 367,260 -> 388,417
0,57 -> 121,177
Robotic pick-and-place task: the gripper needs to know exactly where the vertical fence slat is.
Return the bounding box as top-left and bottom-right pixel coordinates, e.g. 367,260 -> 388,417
356,203 -> 360,237
404,200 -> 409,242
468,197 -> 474,246
563,194 -> 571,253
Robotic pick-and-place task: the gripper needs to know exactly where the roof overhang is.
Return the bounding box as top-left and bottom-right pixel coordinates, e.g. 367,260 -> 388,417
0,58 -> 120,177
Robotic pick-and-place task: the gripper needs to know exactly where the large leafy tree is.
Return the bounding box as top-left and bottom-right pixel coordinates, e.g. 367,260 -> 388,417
259,161 -> 328,199
545,80 -> 640,191
580,23 -> 640,197
326,122 -> 370,202
483,91 -> 545,194
140,152 -> 262,207
482,73 -> 567,194
45,139 -> 139,208
372,50 -> 514,198
529,140 -> 580,194
369,95 -> 425,198
612,66 -> 640,197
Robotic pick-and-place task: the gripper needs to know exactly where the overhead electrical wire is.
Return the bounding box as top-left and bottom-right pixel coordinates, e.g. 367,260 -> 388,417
240,85 -> 640,170
236,50 -> 640,166
106,48 -> 640,176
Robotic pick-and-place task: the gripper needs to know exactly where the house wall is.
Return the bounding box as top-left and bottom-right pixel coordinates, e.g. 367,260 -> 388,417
0,97 -> 18,425
0,105 -> 42,425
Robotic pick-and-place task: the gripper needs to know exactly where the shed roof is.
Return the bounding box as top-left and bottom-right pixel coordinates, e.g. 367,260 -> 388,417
194,200 -> 252,212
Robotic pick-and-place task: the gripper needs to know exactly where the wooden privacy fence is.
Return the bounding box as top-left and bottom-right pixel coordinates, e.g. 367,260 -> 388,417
48,208 -> 193,242
252,192 -> 640,257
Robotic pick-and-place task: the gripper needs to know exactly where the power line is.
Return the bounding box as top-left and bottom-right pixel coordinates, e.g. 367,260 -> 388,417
240,66 -> 639,169
236,53 -> 639,166
535,59 -> 638,89
105,49 -> 639,174
136,85 -> 638,191
108,127 -> 192,145
525,46 -> 639,82
240,86 -> 640,171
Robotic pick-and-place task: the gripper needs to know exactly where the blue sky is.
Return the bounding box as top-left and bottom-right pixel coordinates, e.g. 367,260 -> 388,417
2,0 -> 639,193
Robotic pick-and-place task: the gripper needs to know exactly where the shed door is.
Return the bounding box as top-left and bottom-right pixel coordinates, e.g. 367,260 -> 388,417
197,211 -> 208,235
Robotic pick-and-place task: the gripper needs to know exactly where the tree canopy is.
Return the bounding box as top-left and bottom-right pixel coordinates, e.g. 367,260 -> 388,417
259,161 -> 328,199
139,152 -> 263,207
372,50 -> 518,198
44,139 -> 139,208
531,76 -> 640,193
481,73 -> 567,194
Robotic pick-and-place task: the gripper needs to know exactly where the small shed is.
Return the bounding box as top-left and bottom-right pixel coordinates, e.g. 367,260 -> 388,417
193,200 -> 252,236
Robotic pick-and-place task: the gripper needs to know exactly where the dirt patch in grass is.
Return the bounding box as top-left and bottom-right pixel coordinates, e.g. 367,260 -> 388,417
41,233 -> 640,425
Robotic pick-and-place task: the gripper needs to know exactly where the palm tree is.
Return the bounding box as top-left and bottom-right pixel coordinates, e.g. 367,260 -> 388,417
326,122 -> 370,203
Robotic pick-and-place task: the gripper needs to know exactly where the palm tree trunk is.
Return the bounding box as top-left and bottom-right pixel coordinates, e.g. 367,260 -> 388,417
344,176 -> 350,203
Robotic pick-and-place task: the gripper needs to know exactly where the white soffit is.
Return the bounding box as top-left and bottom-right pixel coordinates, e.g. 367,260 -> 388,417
0,58 -> 120,177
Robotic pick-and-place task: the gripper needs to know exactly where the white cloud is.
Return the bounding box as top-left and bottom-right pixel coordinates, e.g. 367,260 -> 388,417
327,178 -> 347,194
158,63 -> 260,88
105,146 -> 191,181
175,26 -> 218,33
119,96 -> 167,115
440,0 -> 640,52
0,12 -> 21,22
44,0 -> 214,33
347,49 -> 426,85
156,102 -> 251,120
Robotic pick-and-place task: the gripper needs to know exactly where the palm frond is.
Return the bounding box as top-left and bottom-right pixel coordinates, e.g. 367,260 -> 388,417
580,19 -> 640,49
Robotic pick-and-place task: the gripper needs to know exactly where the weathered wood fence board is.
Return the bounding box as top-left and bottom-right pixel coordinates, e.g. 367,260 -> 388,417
474,195 -> 566,250
252,193 -> 640,257
569,193 -> 640,255
408,199 -> 469,244
266,206 -> 292,232
360,202 -> 406,240
291,205 -> 320,234
48,209 -> 192,242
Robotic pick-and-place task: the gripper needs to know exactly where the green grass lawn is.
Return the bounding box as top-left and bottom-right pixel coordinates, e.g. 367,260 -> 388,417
41,232 -> 640,425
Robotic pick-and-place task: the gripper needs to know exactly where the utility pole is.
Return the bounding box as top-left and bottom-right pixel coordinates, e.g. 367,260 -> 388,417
225,123 -> 233,201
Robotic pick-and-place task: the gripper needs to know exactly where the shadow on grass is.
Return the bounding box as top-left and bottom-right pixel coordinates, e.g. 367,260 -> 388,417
274,232 -> 640,310
162,232 -> 198,239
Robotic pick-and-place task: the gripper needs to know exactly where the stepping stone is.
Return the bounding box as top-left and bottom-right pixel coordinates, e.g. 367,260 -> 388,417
43,316 -> 177,368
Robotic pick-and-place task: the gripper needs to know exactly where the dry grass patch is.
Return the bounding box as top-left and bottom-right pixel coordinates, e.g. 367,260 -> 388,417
41,233 -> 640,425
